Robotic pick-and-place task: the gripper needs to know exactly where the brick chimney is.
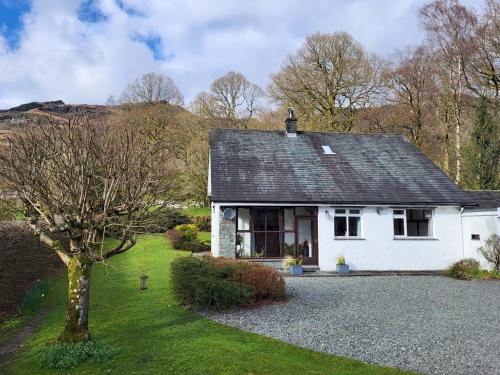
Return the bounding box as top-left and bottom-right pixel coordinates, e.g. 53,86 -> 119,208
285,107 -> 297,137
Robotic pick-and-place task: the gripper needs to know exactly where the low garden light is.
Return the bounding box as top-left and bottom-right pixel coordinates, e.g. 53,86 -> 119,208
140,274 -> 149,290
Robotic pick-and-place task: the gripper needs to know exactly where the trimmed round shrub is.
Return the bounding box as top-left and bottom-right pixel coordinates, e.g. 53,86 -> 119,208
170,257 -> 252,309
170,256 -> 285,310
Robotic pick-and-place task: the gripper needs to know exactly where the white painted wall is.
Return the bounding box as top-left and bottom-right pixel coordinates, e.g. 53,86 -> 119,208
318,206 -> 463,271
461,209 -> 500,270
211,203 -> 220,256
210,202 -> 499,271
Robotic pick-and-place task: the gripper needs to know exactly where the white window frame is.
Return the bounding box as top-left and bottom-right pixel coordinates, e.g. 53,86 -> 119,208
334,208 -> 362,238
393,208 -> 434,238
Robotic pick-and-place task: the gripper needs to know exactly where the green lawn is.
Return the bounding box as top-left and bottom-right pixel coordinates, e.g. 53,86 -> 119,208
198,231 -> 211,244
5,235 -> 415,375
181,206 -> 211,217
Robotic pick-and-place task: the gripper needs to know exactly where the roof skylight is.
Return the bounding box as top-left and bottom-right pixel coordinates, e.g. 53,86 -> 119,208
322,145 -> 336,155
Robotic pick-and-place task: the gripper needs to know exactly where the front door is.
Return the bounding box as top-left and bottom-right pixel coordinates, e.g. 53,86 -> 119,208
295,216 -> 318,265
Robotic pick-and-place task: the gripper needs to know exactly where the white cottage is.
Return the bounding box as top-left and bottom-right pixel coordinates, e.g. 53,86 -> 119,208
208,109 -> 499,271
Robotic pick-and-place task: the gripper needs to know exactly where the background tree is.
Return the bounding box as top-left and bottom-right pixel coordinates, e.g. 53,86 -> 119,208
269,32 -> 386,132
420,0 -> 478,183
190,71 -> 264,120
120,72 -> 184,105
462,96 -> 500,189
464,0 -> 500,98
0,115 -> 174,342
387,47 -> 437,147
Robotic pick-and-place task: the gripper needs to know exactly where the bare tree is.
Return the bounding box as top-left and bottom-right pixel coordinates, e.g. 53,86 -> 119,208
0,115 -> 174,342
120,72 -> 184,105
190,71 -> 264,120
269,32 -> 387,132
387,46 -> 437,147
420,0 -> 478,183
478,233 -> 500,271
466,0 -> 500,98
189,91 -> 220,119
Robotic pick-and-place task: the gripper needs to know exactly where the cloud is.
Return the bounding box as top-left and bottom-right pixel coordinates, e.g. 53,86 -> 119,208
0,0 -> 484,108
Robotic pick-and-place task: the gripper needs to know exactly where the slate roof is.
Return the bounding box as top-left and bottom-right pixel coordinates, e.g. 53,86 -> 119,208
209,129 -> 475,206
464,191 -> 500,211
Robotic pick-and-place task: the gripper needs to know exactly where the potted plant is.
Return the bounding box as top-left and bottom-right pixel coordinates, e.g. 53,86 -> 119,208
336,255 -> 350,274
284,255 -> 304,276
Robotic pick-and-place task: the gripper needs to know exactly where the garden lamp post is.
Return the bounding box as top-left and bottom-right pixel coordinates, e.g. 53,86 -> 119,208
140,274 -> 149,290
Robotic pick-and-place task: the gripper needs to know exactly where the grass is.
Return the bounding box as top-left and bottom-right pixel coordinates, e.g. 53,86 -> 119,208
466,269 -> 500,280
5,235 -> 416,375
198,231 -> 211,244
0,277 -> 54,346
181,206 -> 211,217
0,317 -> 24,346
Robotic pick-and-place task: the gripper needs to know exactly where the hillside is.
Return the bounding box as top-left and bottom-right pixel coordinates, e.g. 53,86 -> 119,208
0,101 -> 113,143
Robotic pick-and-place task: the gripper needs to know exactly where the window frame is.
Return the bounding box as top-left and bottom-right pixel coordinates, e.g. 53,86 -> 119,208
392,208 -> 434,239
334,208 -> 362,238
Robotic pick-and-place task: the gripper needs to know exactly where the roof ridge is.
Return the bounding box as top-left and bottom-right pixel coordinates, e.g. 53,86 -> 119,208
210,128 -> 406,137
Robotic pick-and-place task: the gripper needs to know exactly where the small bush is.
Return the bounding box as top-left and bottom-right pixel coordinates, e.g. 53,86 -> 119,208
229,262 -> 285,301
477,234 -> 500,271
166,224 -> 208,252
166,229 -> 184,249
191,215 -> 211,231
171,257 -> 285,310
182,240 -> 211,253
41,338 -> 118,370
175,224 -> 199,241
446,258 -> 480,279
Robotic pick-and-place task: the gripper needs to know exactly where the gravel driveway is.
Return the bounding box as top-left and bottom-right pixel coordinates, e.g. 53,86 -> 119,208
203,276 -> 500,375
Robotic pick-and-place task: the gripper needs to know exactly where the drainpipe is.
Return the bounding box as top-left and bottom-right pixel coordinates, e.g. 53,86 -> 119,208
459,207 -> 465,259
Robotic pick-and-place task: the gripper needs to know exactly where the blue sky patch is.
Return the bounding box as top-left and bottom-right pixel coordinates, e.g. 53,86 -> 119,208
0,0 -> 31,50
78,0 -> 108,23
116,0 -> 144,17
130,33 -> 170,61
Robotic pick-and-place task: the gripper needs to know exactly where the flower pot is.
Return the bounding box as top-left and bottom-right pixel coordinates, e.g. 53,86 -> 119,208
289,265 -> 303,276
336,264 -> 350,274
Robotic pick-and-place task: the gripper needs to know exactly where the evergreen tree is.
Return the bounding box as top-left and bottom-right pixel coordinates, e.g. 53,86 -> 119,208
463,96 -> 500,190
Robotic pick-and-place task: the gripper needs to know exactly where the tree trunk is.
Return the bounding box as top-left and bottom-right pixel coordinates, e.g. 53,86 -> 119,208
58,254 -> 92,342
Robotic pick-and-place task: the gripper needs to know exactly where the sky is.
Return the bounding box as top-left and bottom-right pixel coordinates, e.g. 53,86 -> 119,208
0,0 -> 483,109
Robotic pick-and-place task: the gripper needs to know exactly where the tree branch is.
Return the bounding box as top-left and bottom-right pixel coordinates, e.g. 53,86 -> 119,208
104,237 -> 137,259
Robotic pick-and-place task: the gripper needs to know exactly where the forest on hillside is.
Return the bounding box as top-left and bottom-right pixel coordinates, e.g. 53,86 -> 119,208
1,0 -> 499,207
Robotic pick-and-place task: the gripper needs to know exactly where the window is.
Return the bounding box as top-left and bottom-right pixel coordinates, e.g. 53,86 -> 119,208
471,234 -> 480,240
334,208 -> 361,237
236,208 -> 297,258
393,209 -> 433,237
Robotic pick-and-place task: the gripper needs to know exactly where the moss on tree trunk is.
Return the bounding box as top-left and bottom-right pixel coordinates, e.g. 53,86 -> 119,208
58,254 -> 92,342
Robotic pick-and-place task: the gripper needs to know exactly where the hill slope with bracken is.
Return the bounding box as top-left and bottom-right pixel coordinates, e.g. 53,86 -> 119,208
0,100 -> 113,143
